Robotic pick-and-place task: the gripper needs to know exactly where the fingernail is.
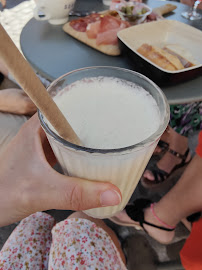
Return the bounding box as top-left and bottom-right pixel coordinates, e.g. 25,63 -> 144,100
100,190 -> 121,206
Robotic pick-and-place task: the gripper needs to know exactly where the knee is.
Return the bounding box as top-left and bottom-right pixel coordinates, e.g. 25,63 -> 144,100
67,211 -> 90,220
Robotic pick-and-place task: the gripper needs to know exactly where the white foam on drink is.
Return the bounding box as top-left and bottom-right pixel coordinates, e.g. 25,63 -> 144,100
52,77 -> 160,149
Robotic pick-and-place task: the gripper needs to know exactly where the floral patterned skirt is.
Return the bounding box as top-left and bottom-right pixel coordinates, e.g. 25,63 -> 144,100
0,212 -> 127,270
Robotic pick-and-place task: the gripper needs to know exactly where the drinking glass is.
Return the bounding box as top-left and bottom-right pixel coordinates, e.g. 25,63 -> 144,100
38,66 -> 169,218
181,0 -> 202,20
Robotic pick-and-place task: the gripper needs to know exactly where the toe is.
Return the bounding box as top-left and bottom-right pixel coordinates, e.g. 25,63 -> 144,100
154,146 -> 161,154
143,170 -> 155,181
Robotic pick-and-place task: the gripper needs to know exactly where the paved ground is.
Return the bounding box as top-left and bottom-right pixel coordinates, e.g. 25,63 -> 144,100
0,0 -> 199,268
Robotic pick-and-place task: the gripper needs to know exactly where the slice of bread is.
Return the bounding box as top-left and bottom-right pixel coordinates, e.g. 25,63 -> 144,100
63,22 -> 121,56
137,44 -> 184,71
164,44 -> 197,68
153,4 -> 177,16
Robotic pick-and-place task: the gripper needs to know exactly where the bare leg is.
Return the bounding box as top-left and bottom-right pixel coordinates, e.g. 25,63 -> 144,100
116,154 -> 202,243
154,154 -> 202,225
68,211 -> 126,265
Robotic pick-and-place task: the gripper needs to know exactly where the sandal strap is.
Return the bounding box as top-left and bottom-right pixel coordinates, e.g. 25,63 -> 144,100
168,148 -> 190,162
158,140 -> 169,151
142,148 -> 191,186
141,220 -> 175,232
187,212 -> 201,222
126,199 -> 175,233
150,164 -> 168,183
0,72 -> 4,84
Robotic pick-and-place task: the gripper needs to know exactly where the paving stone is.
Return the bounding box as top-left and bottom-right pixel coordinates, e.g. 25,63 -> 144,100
166,239 -> 186,261
123,235 -> 158,270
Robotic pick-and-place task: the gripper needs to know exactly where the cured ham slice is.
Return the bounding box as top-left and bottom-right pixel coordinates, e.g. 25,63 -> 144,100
70,19 -> 87,32
70,13 -> 101,32
85,13 -> 101,24
96,29 -> 119,45
99,15 -> 121,33
96,16 -> 130,45
86,15 -> 129,44
86,21 -> 101,39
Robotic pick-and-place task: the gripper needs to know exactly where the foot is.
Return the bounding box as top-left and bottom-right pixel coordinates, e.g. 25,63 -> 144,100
144,128 -> 191,181
115,208 -> 175,244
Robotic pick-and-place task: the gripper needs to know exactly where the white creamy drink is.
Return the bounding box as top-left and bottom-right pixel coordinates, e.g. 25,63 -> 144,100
47,76 -> 161,218
53,77 -> 160,149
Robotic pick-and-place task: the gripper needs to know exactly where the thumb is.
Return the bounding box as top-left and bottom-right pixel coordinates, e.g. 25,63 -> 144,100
38,170 -> 122,212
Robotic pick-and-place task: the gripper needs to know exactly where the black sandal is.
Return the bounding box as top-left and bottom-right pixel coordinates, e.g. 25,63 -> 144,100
0,72 -> 4,85
154,140 -> 169,156
141,148 -> 191,188
154,125 -> 170,156
127,199 -> 201,225
126,199 -> 175,232
187,212 -> 201,222
109,199 -> 200,243
110,199 -> 175,233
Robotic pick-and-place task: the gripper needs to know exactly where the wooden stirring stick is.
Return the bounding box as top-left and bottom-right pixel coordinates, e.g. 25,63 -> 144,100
0,24 -> 81,145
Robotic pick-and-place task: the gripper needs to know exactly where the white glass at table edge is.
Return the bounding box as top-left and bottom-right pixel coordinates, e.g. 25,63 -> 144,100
38,67 -> 169,219
181,0 -> 202,20
102,0 -> 112,6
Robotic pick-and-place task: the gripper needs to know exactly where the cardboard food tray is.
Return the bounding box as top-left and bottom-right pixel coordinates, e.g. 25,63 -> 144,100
118,20 -> 202,85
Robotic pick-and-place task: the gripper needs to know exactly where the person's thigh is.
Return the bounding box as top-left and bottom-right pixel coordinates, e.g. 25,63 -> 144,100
68,211 -> 126,264
0,212 -> 55,270
49,212 -> 127,269
0,112 -> 29,154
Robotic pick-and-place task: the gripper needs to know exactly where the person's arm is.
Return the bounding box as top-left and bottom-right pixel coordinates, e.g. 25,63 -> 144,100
0,114 -> 121,227
0,88 -> 37,115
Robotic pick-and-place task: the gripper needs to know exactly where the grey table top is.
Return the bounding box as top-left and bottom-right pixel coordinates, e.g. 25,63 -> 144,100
20,0 -> 202,104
